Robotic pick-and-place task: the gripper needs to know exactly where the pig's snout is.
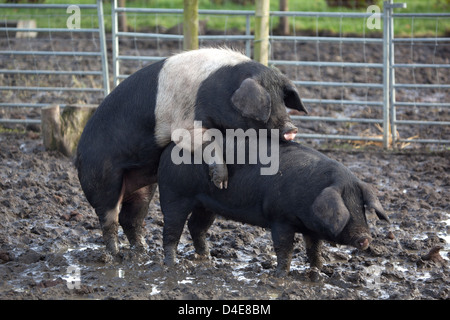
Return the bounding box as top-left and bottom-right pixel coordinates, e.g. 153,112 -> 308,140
281,123 -> 298,141
352,234 -> 372,250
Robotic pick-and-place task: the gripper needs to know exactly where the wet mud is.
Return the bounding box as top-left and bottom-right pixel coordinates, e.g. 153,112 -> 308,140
0,133 -> 448,300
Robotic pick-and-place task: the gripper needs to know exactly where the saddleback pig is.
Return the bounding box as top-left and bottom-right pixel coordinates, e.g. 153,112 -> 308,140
75,48 -> 307,256
158,140 -> 389,277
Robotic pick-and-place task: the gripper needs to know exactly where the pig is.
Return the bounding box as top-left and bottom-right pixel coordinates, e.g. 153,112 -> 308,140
158,139 -> 389,277
75,48 -> 307,256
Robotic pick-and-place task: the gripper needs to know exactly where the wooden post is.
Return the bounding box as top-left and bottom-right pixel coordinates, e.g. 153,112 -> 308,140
279,0 -> 289,36
183,0 -> 199,51
118,0 -> 128,32
254,0 -> 270,65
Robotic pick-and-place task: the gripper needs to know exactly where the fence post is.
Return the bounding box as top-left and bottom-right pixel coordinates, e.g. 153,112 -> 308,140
382,1 -> 391,148
254,0 -> 270,65
112,0 -> 120,88
389,1 -> 406,147
97,0 -> 110,95
383,0 -> 406,148
279,0 -> 289,35
183,0 -> 199,50
389,1 -> 396,148
118,0 -> 127,32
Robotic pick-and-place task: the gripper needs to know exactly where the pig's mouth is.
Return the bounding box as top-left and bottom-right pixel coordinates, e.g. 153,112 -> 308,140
282,128 -> 298,141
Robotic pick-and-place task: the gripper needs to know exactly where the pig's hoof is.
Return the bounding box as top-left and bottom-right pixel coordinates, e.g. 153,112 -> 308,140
101,250 -> 123,263
308,267 -> 323,282
123,246 -> 149,262
163,256 -> 176,267
130,237 -> 149,253
104,241 -> 120,259
209,163 -> 228,189
132,247 -> 149,261
274,268 -> 288,278
193,253 -> 210,262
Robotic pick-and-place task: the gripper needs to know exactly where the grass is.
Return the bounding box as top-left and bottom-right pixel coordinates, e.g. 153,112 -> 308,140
0,0 -> 448,36
0,125 -> 26,134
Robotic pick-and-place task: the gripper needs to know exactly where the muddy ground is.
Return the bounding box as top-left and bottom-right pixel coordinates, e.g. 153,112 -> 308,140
0,30 -> 449,300
0,132 -> 448,300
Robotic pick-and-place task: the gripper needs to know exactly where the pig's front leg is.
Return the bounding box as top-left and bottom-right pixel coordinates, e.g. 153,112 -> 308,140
208,161 -> 228,189
161,196 -> 194,267
303,235 -> 323,270
173,124 -> 228,189
202,129 -> 228,189
271,223 -> 295,277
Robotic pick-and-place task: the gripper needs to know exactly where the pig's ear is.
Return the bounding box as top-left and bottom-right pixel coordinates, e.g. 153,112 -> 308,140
284,85 -> 308,114
231,78 -> 271,123
358,182 -> 390,223
310,186 -> 350,237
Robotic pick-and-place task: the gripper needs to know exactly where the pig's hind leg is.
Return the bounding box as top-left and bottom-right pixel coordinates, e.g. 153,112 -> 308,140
88,173 -> 124,257
119,184 -> 157,253
188,207 -> 216,261
96,205 -> 121,257
77,160 -> 123,256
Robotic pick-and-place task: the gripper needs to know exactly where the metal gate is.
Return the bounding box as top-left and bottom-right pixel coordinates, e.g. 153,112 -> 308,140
388,10 -> 450,145
0,0 -> 109,126
110,1 -> 449,148
1,1 -> 448,148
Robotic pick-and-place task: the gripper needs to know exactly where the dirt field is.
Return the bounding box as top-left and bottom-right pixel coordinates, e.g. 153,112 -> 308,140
0,32 -> 449,300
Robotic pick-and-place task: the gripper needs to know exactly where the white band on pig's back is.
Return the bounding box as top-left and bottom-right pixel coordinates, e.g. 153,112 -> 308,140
154,48 -> 250,148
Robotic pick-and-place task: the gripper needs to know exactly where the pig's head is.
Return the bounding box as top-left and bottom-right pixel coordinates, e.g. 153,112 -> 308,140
230,67 -> 307,141
308,181 -> 389,250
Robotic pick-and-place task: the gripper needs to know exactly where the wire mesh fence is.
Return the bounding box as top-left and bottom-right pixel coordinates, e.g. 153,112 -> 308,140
0,1 -> 109,126
0,1 -> 448,149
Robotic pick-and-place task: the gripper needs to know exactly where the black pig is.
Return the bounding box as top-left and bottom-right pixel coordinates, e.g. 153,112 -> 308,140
75,48 -> 307,256
158,140 -> 389,276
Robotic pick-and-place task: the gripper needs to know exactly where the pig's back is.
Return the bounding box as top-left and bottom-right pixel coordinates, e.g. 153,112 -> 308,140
216,142 -> 355,214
